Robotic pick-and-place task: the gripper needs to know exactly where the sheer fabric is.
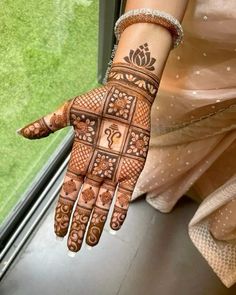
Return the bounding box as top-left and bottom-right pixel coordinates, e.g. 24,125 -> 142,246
132,0 -> 236,287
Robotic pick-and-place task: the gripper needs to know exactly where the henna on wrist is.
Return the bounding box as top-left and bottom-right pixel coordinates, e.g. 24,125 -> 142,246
107,44 -> 160,104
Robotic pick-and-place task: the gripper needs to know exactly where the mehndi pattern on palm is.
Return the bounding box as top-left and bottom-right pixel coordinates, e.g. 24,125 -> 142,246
17,43 -> 160,252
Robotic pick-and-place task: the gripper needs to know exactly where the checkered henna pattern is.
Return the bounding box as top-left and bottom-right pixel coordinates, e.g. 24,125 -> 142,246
18,43 -> 160,252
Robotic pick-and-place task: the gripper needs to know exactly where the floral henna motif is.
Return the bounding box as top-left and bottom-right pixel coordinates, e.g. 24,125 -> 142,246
110,206 -> 127,230
117,193 -> 130,208
91,151 -> 118,179
71,113 -> 97,143
67,206 -> 91,252
47,101 -> 70,130
49,113 -> 66,130
124,43 -> 156,71
63,179 -> 77,195
54,198 -> 74,237
104,123 -> 121,149
105,87 -> 135,121
19,101 -> 71,139
86,207 -> 108,246
107,63 -> 159,103
99,190 -> 112,206
19,118 -> 52,139
126,129 -> 150,157
81,187 -> 96,203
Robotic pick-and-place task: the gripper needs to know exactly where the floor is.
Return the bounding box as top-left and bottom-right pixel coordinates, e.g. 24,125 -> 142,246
1,196 -> 236,295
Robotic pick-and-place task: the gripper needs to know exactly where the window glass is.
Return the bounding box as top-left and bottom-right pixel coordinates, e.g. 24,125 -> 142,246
0,0 -> 99,224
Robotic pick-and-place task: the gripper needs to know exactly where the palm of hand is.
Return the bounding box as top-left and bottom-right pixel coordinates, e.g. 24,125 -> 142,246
19,61 -> 159,252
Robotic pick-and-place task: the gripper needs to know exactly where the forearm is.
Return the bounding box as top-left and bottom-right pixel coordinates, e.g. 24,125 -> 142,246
113,0 -> 189,78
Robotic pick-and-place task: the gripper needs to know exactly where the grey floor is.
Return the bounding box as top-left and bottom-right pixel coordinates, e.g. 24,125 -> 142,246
1,196 -> 236,295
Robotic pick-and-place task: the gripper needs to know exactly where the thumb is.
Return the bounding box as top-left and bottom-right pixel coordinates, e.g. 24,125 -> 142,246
17,99 -> 73,140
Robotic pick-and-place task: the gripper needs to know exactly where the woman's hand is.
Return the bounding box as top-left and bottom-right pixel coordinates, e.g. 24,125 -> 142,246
17,59 -> 160,252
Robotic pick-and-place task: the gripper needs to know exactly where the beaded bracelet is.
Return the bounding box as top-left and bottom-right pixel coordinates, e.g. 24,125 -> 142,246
115,8 -> 184,49
103,8 -> 184,84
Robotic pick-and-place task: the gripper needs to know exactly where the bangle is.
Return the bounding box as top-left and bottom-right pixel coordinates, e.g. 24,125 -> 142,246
114,8 -> 184,49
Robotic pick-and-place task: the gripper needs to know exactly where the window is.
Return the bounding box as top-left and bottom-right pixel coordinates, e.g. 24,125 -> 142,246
0,0 -> 99,226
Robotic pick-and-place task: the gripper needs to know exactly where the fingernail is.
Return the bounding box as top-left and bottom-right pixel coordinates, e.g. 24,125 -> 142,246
86,245 -> 93,251
56,236 -> 64,241
109,229 -> 117,235
67,250 -> 76,257
16,128 -> 22,136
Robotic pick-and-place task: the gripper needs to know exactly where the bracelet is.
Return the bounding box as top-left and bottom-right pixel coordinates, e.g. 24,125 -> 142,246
114,8 -> 184,49
103,8 -> 184,84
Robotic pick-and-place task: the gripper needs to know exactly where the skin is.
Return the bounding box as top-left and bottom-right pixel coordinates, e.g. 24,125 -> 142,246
17,0 -> 189,253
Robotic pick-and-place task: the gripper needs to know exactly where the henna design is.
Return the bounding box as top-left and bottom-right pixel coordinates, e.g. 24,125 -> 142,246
54,198 -> 74,237
71,113 -> 97,143
125,129 -> 150,158
54,172 -> 83,236
20,118 -> 52,139
91,151 -> 118,179
86,207 -> 108,246
124,43 -> 156,71
99,190 -> 112,206
72,86 -> 107,113
54,172 -> 83,237
67,206 -> 91,252
81,187 -> 95,203
132,99 -> 151,130
104,87 -> 135,121
119,157 -> 144,188
117,193 -> 130,208
104,123 -> 122,149
20,61 -> 157,248
107,63 -> 159,103
43,100 -> 71,132
98,119 -> 127,152
48,102 -> 69,130
63,179 -> 77,195
110,206 -> 127,230
68,142 -> 92,174
49,113 -> 65,129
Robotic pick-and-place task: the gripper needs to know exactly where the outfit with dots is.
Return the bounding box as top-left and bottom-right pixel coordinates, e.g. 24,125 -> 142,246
132,0 -> 236,288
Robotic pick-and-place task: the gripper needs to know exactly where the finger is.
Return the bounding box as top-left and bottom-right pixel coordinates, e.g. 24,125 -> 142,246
86,181 -> 116,247
110,155 -> 145,230
54,141 -> 93,237
67,175 -> 102,252
54,171 -> 84,238
110,186 -> 133,231
17,99 -> 73,139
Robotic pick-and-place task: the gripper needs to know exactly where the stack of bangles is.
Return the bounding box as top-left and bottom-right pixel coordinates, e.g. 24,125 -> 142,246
103,8 -> 184,83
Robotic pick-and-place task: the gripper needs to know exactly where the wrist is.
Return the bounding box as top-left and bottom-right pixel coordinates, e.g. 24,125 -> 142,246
106,62 -> 160,104
113,22 -> 172,78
